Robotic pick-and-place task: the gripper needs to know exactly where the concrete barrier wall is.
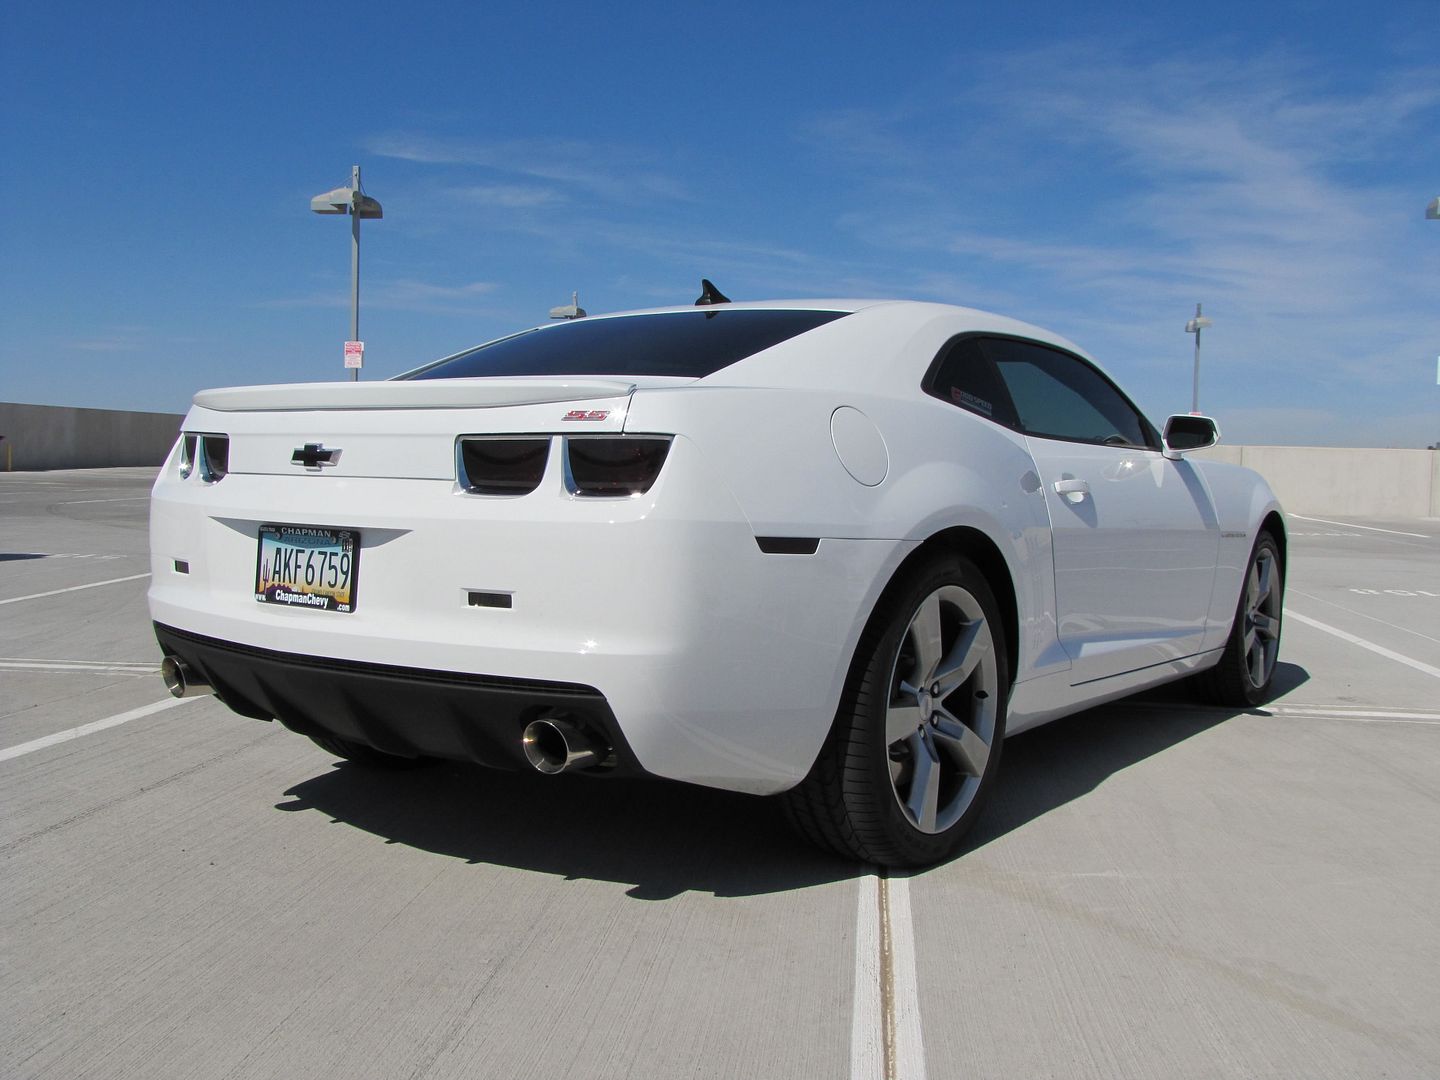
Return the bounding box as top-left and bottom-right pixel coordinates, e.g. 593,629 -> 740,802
1196,444 -> 1439,519
0,402 -> 183,471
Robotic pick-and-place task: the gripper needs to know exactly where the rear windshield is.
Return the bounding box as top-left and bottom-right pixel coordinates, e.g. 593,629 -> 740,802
402,309 -> 849,380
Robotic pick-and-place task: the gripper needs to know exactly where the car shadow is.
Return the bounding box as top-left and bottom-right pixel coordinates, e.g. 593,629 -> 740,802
960,661 -> 1311,856
275,662 -> 1310,898
275,763 -> 862,900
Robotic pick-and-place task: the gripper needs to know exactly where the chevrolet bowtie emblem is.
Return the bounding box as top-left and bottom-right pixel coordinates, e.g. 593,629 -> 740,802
291,443 -> 339,469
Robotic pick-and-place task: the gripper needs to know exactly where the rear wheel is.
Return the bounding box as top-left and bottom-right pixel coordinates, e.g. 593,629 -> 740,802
1195,532 -> 1283,706
783,553 -> 1008,867
306,732 -> 429,769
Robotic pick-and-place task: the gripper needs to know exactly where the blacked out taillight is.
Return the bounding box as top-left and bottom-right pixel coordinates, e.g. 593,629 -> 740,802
200,435 -> 229,482
564,437 -> 672,497
179,432 -> 227,482
458,437 -> 550,495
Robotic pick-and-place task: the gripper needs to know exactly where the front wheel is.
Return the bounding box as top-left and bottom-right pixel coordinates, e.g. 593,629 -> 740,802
783,553 -> 1009,867
1194,531 -> 1284,707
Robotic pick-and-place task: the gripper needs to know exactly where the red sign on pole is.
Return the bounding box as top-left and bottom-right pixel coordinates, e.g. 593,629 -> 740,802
343,341 -> 364,369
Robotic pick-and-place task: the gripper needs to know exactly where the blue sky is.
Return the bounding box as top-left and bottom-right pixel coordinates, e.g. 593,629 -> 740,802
3,0 -> 1439,447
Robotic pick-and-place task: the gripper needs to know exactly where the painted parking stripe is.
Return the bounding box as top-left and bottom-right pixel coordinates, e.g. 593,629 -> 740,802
851,874 -> 884,1079
1288,515 -> 1431,539
0,572 -> 151,606
1287,610 -> 1440,680
0,696 -> 201,763
0,658 -> 158,675
853,873 -> 927,1080
1261,705 -> 1440,725
56,497 -> 150,505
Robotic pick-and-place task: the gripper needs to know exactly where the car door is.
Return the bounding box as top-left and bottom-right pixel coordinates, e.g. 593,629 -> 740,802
979,337 -> 1221,684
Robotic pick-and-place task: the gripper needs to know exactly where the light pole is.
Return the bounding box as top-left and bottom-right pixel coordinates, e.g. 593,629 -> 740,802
310,165 -> 383,381
1184,302 -> 1213,414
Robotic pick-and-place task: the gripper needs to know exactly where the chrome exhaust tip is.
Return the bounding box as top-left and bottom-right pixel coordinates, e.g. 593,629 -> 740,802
160,655 -> 213,699
522,717 -> 609,774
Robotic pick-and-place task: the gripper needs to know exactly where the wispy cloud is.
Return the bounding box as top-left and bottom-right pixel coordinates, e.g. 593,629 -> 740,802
257,279 -> 499,316
449,183 -> 566,209
65,326 -> 150,352
366,132 -> 689,203
804,47 -> 1440,428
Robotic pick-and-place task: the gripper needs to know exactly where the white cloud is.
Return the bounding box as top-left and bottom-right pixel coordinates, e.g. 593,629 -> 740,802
365,132 -> 689,203
449,184 -> 565,209
804,48 -> 1440,443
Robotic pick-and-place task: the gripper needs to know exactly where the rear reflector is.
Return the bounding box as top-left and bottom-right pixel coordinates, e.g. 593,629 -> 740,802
458,438 -> 550,496
564,437 -> 672,497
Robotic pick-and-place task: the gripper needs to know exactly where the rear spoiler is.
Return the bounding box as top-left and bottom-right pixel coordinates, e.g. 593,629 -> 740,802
193,378 -> 638,412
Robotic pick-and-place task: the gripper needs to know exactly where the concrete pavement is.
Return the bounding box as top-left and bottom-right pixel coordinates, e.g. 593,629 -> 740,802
3,470 -> 1437,1079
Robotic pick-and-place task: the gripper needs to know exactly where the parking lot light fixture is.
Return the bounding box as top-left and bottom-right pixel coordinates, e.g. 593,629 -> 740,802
1184,302 -> 1213,414
310,165 -> 382,382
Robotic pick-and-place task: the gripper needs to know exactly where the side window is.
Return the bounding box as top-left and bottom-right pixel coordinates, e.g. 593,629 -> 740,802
923,337 -> 1020,428
981,338 -> 1154,448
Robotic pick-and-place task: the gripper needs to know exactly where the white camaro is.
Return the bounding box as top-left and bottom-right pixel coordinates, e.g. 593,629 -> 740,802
149,294 -> 1285,866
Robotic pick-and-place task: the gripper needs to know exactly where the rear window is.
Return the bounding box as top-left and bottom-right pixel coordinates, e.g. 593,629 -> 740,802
402,309 -> 849,381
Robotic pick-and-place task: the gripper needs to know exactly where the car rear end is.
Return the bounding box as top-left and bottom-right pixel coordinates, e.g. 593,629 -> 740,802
149,306 -> 905,794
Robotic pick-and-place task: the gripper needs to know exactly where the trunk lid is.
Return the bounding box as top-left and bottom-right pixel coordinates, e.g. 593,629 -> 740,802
187,377 -> 673,480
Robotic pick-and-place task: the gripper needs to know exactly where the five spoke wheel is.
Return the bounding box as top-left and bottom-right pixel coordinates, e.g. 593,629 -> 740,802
885,585 -> 999,834
1241,545 -> 1282,689
781,553 -> 1009,867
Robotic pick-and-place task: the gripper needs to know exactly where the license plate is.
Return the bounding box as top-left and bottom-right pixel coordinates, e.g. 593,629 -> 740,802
255,524 -> 360,613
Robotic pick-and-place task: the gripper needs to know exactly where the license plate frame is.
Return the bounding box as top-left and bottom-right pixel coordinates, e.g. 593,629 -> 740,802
255,524 -> 360,613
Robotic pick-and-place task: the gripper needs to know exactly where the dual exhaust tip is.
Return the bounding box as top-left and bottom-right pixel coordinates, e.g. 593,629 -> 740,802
522,716 -> 612,775
160,656 -> 213,699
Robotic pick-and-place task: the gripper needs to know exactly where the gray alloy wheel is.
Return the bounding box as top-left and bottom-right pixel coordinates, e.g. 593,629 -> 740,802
1195,531 -> 1284,707
1239,542 -> 1283,690
781,553 -> 1009,867
885,584 -> 1000,834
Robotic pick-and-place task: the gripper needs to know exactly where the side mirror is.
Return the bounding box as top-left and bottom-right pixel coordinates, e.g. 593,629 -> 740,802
1162,414 -> 1219,460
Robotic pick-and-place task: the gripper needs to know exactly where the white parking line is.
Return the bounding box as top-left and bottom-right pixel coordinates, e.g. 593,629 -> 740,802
1288,515 -> 1431,539
0,696 -> 201,763
853,873 -> 927,1080
1262,705 -> 1440,725
0,658 -> 158,675
1287,610 -> 1440,680
56,496 -> 151,505
851,874 -> 884,1079
0,572 -> 151,606
1287,589 -> 1440,647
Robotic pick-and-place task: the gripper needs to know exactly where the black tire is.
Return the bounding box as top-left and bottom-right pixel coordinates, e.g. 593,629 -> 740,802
783,553 -> 1009,867
1194,531 -> 1284,707
306,732 -> 429,769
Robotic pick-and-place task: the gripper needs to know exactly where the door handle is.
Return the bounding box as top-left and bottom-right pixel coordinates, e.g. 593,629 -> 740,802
1053,478 -> 1090,503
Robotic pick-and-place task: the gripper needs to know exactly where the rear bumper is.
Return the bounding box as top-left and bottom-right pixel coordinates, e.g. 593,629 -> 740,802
154,622 -> 642,775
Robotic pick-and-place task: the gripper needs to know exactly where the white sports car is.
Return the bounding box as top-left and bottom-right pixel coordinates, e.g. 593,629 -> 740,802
149,292 -> 1285,866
